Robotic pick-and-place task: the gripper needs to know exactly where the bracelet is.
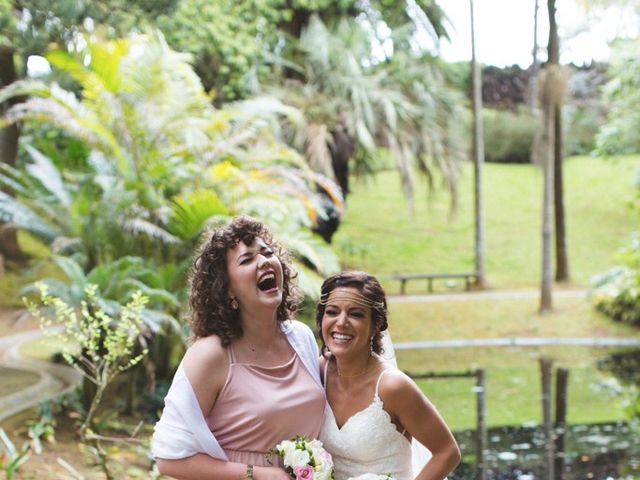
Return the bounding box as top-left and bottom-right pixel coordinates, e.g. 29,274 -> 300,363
244,464 -> 254,480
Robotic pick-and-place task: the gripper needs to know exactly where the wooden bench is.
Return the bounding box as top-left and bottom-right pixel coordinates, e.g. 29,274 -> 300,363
393,272 -> 477,294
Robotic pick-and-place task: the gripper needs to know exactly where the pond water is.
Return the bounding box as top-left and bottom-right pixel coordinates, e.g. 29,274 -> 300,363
445,347 -> 640,479
451,421 -> 640,479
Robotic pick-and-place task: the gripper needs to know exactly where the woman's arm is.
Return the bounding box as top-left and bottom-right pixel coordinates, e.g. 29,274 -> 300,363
156,455 -> 291,480
379,371 -> 461,480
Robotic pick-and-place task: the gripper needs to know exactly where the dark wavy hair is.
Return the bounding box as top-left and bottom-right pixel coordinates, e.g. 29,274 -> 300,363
189,216 -> 300,344
315,270 -> 389,356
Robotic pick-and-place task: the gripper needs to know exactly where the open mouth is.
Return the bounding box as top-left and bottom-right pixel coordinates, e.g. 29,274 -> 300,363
331,333 -> 353,343
258,273 -> 277,291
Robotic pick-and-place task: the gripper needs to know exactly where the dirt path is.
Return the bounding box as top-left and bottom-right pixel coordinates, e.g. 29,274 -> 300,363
0,315 -> 81,423
387,287 -> 588,303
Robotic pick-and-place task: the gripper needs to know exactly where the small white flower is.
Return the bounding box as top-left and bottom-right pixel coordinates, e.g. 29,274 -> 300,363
284,448 -> 311,468
277,440 -> 296,456
308,439 -> 323,451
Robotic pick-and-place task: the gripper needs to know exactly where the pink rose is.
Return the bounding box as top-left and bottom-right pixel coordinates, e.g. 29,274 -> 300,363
295,465 -> 315,480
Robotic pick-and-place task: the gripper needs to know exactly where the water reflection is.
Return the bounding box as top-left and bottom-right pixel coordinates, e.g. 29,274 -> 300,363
598,348 -> 640,419
448,347 -> 640,479
451,421 -> 640,479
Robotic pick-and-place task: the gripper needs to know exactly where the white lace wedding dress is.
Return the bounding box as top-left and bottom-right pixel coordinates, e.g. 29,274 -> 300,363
319,369 -> 413,480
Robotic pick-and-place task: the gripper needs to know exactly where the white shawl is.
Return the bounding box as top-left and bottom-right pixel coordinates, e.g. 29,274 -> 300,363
151,320 -> 322,460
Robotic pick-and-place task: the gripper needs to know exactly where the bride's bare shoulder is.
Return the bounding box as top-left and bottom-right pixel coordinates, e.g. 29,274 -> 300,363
377,368 -> 424,402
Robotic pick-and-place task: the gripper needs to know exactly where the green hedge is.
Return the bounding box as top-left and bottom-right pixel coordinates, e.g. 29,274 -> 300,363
483,108 -> 537,164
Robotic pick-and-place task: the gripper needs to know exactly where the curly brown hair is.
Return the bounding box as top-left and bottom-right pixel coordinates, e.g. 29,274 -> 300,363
189,216 -> 300,344
315,270 -> 389,356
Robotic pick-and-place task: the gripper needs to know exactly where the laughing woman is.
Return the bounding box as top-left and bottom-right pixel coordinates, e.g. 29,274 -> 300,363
317,271 -> 460,480
152,216 -> 325,480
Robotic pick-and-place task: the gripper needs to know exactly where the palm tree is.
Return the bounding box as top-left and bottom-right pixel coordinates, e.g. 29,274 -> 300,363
470,0 -> 486,288
547,0 -> 570,282
0,31 -> 341,293
537,64 -> 568,314
269,15 -> 466,217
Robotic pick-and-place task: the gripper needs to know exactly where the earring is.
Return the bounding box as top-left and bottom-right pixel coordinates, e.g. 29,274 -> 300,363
369,336 -> 374,354
230,297 -> 239,310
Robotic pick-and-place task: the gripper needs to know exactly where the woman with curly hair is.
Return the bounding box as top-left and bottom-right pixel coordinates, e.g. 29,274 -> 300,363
153,216 -> 324,480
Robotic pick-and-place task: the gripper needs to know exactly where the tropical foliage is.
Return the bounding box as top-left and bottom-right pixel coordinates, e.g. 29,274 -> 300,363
268,15 -> 465,214
0,32 -> 341,292
0,33 -> 343,431
595,38 -> 640,155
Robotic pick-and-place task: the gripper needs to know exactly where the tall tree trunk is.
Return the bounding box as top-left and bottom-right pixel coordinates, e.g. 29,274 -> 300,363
553,104 -> 569,281
0,46 -> 25,262
330,122 -> 355,198
470,0 -> 486,288
530,0 -> 540,113
547,0 -> 570,282
540,92 -> 554,314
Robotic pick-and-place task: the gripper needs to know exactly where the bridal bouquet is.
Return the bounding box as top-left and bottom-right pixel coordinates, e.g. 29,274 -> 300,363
267,436 -> 335,480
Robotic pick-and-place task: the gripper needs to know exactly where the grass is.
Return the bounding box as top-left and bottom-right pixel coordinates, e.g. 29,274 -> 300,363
0,231 -> 63,307
388,295 -> 639,342
334,155 -> 640,291
332,156 -> 640,431
386,295 -> 640,431
1,155 -> 639,442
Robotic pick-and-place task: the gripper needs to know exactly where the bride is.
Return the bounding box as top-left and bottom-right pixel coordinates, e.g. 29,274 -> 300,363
315,271 -> 460,480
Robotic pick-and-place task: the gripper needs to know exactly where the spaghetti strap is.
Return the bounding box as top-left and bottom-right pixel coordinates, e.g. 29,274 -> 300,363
375,369 -> 391,395
375,369 -> 406,435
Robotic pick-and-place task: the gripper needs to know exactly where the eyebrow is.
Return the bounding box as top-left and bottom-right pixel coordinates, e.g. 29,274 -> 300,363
236,244 -> 270,264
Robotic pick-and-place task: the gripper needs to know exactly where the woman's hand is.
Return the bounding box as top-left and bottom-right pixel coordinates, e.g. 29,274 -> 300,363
253,465 -> 292,480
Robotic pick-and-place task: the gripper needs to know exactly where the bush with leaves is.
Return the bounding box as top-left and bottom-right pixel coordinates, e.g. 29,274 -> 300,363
591,234 -> 640,327
594,38 -> 640,156
24,283 -> 149,437
482,108 -> 538,164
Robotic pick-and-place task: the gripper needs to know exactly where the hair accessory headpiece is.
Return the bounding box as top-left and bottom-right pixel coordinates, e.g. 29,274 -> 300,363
320,290 -> 385,310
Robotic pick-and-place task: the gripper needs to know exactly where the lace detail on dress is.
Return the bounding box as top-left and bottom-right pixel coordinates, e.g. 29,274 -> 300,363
319,371 -> 413,480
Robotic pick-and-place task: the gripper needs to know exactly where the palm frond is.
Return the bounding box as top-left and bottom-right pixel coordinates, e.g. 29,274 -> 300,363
24,145 -> 72,207
52,255 -> 88,288
169,189 -> 229,240
120,218 -> 181,245
0,191 -> 60,242
305,123 -> 335,178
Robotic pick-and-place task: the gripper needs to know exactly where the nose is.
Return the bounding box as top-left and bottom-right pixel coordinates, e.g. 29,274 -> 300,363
257,253 -> 269,269
335,311 -> 348,326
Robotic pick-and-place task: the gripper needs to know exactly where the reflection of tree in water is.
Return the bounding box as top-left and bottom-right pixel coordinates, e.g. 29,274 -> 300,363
597,348 -> 640,417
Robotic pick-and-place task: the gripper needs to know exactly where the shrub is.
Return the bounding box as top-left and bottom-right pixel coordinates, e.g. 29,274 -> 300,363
591,234 -> 640,327
483,109 -> 537,164
564,103 -> 607,156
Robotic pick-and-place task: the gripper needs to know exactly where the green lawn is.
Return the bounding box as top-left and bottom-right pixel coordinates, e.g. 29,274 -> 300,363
334,155 -> 640,291
3,155 -> 640,433
386,295 -> 640,431
334,156 -> 640,431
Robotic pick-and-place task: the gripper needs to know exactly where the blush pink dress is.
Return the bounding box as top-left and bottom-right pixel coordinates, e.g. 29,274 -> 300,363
205,343 -> 325,466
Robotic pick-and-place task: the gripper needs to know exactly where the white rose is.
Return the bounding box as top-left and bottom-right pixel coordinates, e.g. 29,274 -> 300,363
277,440 -> 296,456
283,448 -> 311,468
308,439 -> 323,451
315,464 -> 334,480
